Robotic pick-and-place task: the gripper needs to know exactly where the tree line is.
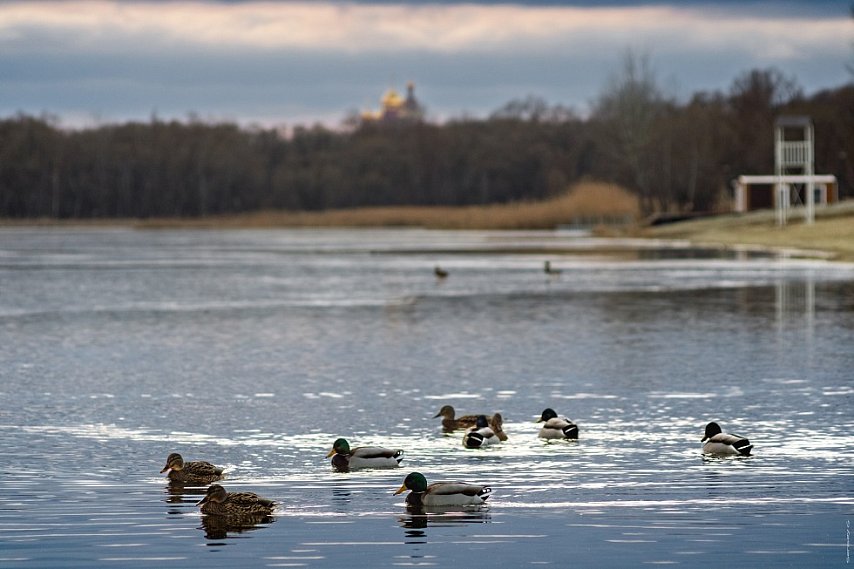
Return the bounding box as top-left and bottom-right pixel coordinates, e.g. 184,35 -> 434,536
0,64 -> 851,220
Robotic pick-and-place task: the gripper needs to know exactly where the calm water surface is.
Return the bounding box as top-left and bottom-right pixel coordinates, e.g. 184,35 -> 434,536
0,227 -> 852,568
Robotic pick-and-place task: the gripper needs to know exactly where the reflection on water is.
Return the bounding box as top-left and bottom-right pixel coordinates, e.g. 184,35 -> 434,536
398,508 -> 492,530
199,514 -> 275,541
0,228 -> 852,568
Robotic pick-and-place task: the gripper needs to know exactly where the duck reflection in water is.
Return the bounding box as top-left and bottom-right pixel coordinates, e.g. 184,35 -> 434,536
199,513 -> 275,540
164,483 -> 207,514
399,508 -> 492,530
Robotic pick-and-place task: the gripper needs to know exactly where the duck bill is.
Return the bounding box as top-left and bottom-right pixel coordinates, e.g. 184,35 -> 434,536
393,483 -> 408,496
701,436 -> 708,442
325,449 -> 337,458
196,495 -> 209,506
432,412 -> 441,418
159,465 -> 171,473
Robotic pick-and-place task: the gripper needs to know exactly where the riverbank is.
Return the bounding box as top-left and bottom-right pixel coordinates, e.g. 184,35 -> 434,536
3,187 -> 852,261
640,200 -> 854,261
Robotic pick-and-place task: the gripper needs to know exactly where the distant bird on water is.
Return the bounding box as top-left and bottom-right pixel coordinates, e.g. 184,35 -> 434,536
544,261 -> 562,275
462,415 -> 501,448
701,422 -> 753,456
160,452 -> 225,485
196,484 -> 276,516
326,438 -> 404,472
433,405 -> 494,432
434,266 -> 449,279
394,471 -> 492,508
536,408 -> 579,440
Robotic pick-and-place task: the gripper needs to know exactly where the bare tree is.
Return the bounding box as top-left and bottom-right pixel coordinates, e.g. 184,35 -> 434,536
592,49 -> 667,214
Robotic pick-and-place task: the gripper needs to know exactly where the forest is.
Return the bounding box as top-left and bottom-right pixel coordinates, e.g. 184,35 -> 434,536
0,63 -> 852,220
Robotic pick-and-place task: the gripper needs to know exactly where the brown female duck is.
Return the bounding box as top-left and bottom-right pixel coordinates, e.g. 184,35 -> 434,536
160,452 -> 224,485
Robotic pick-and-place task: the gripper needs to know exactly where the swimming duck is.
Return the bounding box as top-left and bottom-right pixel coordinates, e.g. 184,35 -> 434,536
462,415 -> 501,448
160,452 -> 225,485
544,261 -> 562,275
489,413 -> 508,442
326,438 -> 404,472
537,408 -> 579,440
434,405 -> 493,432
394,472 -> 492,508
701,422 -> 753,456
196,484 -> 276,516
434,266 -> 449,279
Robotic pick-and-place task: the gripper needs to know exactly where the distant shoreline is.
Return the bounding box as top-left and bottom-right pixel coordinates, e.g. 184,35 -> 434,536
2,199 -> 853,262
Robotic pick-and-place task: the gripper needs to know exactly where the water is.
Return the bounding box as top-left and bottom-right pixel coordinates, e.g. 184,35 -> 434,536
0,227 -> 852,568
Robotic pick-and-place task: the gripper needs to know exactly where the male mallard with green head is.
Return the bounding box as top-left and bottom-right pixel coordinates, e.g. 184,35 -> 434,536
462,415 -> 501,448
326,438 -> 404,472
536,408 -> 579,440
701,421 -> 753,456
394,472 -> 492,508
160,452 -> 224,485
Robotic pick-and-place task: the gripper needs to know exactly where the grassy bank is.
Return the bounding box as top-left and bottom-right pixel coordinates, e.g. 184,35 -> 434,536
642,200 -> 854,261
4,182 -> 853,261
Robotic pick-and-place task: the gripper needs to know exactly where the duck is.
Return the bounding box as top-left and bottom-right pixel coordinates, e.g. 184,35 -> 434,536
160,452 -> 225,485
394,472 -> 492,508
433,405 -> 493,432
434,266 -> 449,279
544,261 -> 562,275
462,415 -> 501,448
536,408 -> 579,440
701,422 -> 753,456
196,484 -> 276,516
326,438 -> 404,472
489,413 -> 508,442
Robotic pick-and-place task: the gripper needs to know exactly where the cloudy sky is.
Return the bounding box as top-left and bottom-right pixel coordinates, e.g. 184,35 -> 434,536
1,0 -> 851,128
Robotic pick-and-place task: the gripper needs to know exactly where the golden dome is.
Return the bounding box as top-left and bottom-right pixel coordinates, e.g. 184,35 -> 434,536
381,89 -> 404,110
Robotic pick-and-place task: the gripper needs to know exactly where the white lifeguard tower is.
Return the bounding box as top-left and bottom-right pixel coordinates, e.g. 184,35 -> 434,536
733,115 -> 837,225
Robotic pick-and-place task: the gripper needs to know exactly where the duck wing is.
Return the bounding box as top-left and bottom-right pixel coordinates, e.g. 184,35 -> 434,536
351,446 -> 402,459
425,482 -> 488,497
228,492 -> 275,510
185,460 -> 224,476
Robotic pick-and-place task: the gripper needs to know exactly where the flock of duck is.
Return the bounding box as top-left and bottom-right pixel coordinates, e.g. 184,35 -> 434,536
434,261 -> 561,280
161,406 -> 753,517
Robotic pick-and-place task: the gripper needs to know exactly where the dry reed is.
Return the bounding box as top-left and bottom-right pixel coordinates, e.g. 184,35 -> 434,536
135,181 -> 640,230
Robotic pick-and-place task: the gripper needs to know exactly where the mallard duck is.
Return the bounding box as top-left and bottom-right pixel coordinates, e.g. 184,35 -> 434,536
544,261 -> 562,275
434,266 -> 449,279
489,413 -> 508,441
160,452 -> 224,485
536,408 -> 579,440
434,405 -> 493,432
196,484 -> 276,516
394,472 -> 492,507
462,415 -> 501,448
326,438 -> 404,472
701,422 -> 753,456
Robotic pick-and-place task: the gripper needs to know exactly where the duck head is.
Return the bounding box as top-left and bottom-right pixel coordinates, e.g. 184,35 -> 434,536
702,422 -> 722,442
433,405 -> 455,419
160,452 -> 184,473
537,408 -> 558,423
196,484 -> 227,507
326,438 -> 351,457
394,472 -> 428,495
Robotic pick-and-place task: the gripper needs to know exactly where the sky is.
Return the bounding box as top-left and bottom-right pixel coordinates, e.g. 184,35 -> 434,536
1,0 -> 851,128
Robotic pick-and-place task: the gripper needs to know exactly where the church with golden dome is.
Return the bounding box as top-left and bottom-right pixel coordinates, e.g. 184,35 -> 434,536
361,82 -> 425,125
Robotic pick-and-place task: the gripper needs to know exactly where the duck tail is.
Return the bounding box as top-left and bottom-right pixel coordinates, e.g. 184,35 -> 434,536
563,424 -> 579,439
735,440 -> 753,456
463,432 -> 484,449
